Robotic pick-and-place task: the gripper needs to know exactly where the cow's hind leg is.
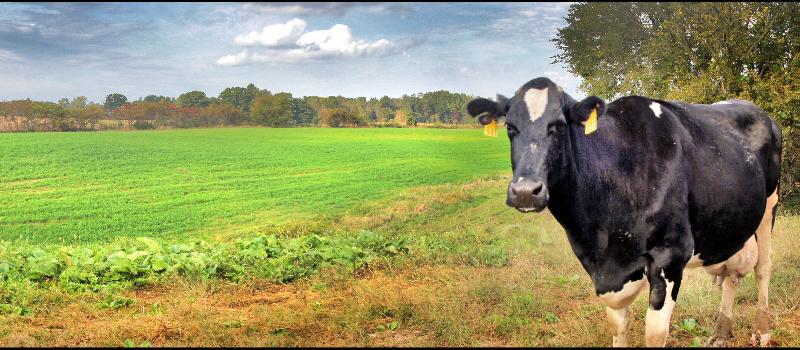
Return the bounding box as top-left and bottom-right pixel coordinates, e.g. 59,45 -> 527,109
710,276 -> 738,346
708,235 -> 758,346
752,189 -> 778,346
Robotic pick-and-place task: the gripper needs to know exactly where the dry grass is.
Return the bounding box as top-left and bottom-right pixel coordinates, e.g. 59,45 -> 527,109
1,177 -> 799,347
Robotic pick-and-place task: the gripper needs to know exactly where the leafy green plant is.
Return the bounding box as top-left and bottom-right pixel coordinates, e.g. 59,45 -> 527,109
678,318 -> 708,337
0,303 -> 30,316
0,230 -> 414,298
375,321 -> 399,332
544,312 -> 559,324
123,339 -> 151,348
98,295 -> 136,309
689,337 -> 703,347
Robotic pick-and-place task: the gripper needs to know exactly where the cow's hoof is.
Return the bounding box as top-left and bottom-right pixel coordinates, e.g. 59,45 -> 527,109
706,336 -> 728,347
750,331 -> 771,347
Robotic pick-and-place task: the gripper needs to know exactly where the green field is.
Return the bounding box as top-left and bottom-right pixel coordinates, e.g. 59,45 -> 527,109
0,128 -> 508,245
2,127 -> 798,347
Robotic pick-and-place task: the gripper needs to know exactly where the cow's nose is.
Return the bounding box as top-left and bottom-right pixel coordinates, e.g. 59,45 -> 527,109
530,181 -> 544,196
507,180 -> 548,211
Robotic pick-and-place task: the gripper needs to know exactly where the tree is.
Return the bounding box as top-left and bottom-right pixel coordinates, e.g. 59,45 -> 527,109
291,98 -> 317,125
320,107 -> 364,127
104,93 -> 128,111
553,2 -> 800,196
250,92 -> 293,127
207,102 -> 247,126
394,109 -> 415,126
69,104 -> 105,130
177,91 -> 210,108
218,83 -> 264,113
143,95 -> 174,103
69,96 -> 88,110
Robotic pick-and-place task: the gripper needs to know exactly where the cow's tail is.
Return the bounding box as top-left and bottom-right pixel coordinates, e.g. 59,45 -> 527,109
765,116 -> 782,198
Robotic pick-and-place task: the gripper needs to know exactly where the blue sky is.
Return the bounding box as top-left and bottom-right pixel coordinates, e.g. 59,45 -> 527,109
0,2 -> 584,103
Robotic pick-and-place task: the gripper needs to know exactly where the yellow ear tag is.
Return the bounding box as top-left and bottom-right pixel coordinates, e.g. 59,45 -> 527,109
583,108 -> 598,135
484,119 -> 498,137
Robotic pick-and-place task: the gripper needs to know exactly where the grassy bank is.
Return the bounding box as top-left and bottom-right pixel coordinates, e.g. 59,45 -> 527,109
1,176 -> 798,347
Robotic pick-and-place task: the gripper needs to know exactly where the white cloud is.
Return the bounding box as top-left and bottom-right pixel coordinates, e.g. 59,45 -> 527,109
458,66 -> 479,75
296,24 -> 392,56
241,3 -> 412,16
233,18 -> 306,46
0,49 -> 25,63
487,3 -> 572,44
217,20 -> 397,65
215,50 -> 250,66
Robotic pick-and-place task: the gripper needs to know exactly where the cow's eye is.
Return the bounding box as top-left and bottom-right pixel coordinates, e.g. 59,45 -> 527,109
506,123 -> 518,137
547,122 -> 564,136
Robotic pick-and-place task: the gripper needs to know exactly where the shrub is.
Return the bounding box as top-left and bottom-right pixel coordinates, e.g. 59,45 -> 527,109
132,121 -> 154,130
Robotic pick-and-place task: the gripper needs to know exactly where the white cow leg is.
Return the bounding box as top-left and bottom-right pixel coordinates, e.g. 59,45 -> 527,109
645,266 -> 681,347
598,275 -> 647,347
645,295 -> 676,347
606,306 -> 631,347
752,190 -> 778,347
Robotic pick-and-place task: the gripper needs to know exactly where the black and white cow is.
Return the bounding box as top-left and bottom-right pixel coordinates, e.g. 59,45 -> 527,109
467,77 -> 782,347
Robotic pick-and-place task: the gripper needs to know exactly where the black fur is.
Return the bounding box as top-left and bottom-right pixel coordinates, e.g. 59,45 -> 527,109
467,77 -> 782,311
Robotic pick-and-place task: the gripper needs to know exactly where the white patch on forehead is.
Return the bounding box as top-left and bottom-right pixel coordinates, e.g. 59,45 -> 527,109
649,102 -> 662,118
713,100 -> 732,105
524,87 -> 549,122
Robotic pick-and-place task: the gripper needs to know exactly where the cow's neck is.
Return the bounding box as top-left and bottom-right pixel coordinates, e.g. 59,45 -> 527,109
547,122 -> 582,231
546,94 -> 584,231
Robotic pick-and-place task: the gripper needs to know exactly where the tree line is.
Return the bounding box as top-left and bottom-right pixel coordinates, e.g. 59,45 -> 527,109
0,83 -> 479,132
553,2 -> 800,197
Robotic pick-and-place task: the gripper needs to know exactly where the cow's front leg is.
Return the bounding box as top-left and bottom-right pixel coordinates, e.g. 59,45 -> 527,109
645,246 -> 690,347
606,307 -> 631,347
598,272 -> 648,347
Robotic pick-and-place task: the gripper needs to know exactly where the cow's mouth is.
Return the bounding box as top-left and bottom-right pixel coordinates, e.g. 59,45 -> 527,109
515,205 -> 546,213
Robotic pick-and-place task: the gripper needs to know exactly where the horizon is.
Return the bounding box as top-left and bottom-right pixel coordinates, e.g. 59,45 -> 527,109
0,2 -> 586,104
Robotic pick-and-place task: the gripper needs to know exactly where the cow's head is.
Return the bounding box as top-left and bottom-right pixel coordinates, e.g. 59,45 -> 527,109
467,77 -> 605,213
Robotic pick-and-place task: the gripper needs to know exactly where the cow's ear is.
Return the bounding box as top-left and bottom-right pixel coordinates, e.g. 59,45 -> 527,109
467,94 -> 510,125
568,96 -> 606,123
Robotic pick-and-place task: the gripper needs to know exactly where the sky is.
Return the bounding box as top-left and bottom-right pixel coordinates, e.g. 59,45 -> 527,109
0,2 -> 585,103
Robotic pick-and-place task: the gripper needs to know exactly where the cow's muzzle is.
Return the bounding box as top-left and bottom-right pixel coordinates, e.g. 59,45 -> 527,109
506,179 -> 548,213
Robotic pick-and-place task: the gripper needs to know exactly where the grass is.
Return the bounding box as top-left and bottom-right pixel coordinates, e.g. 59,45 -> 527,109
1,176 -> 799,347
1,127 -> 798,347
0,128 -> 508,245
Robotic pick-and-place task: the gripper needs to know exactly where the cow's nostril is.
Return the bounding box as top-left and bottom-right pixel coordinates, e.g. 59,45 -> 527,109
531,181 -> 544,196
